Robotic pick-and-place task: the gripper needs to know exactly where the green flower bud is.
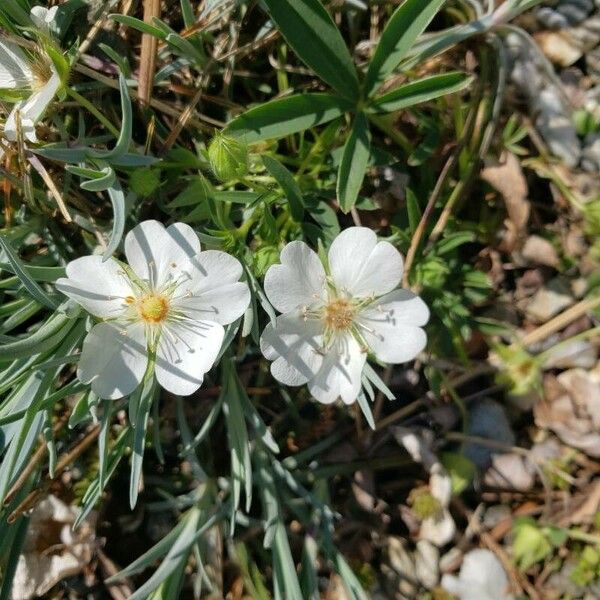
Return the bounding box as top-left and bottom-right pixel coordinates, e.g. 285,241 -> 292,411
409,487 -> 443,521
208,132 -> 249,182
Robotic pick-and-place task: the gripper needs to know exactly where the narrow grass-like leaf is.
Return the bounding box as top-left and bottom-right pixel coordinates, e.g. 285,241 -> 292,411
355,391 -> 375,430
0,515 -> 29,600
300,535 -> 320,600
110,14 -> 167,39
126,507 -> 201,600
362,363 -> 395,401
76,427 -> 132,529
406,188 -> 422,235
98,400 -> 113,490
262,0 -> 359,100
222,361 -> 252,524
273,521 -> 303,600
337,113 -> 371,214
363,0 -> 446,97
130,378 -> 156,509
108,516 -> 188,580
0,235 -> 59,309
79,166 -> 117,192
88,74 -> 132,161
262,155 -> 304,221
103,179 -> 126,260
0,312 -> 76,360
225,93 -> 350,143
367,72 -> 473,114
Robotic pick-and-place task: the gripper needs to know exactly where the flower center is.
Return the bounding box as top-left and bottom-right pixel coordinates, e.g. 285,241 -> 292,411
137,294 -> 170,324
324,298 -> 355,331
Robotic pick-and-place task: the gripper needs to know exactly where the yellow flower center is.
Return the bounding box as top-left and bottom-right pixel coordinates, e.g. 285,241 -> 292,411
324,298 -> 355,331
137,294 -> 170,324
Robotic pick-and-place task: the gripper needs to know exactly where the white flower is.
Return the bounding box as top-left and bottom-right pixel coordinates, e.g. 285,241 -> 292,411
30,6 -> 59,33
260,227 -> 429,404
0,20 -> 61,143
441,549 -> 514,600
56,220 -> 251,399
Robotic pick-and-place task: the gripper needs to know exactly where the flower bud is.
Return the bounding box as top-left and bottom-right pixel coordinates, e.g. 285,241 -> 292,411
208,133 -> 249,182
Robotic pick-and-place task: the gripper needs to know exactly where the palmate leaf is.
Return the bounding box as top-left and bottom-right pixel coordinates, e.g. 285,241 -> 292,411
262,0 -> 359,101
337,113 -> 371,213
225,93 -> 350,143
363,0 -> 446,97
367,72 -> 473,114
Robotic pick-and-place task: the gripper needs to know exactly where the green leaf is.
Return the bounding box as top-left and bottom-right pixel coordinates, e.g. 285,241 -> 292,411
356,392 -> 375,430
0,311 -> 76,360
367,72 -> 473,114
363,0 -> 446,97
262,0 -> 359,101
126,507 -> 201,600
110,14 -> 167,39
130,378 -> 156,508
262,155 -> 305,221
87,74 -> 132,161
225,93 -> 350,143
0,235 -> 59,310
103,179 -> 126,261
337,113 -> 371,213
406,188 -> 421,235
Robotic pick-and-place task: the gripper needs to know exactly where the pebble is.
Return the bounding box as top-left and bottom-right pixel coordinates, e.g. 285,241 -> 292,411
525,277 -> 575,323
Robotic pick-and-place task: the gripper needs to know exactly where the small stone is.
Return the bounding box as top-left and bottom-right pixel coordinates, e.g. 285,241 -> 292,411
543,339 -> 598,369
534,88 -> 581,167
526,278 -> 574,323
521,235 -> 559,267
535,30 -> 583,66
465,399 -> 515,469
485,453 -> 535,491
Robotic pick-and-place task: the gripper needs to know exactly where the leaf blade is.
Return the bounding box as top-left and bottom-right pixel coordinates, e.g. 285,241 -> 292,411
336,113 -> 371,214
367,72 -> 473,114
262,0 -> 359,100
363,0 -> 446,97
225,93 -> 350,143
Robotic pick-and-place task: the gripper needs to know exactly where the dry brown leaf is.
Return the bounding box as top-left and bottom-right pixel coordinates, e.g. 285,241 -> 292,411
535,367 -> 600,457
481,151 -> 530,238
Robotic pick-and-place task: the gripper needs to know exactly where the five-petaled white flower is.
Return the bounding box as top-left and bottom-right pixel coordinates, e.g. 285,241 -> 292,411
56,220 -> 251,399
0,7 -> 61,143
260,227 -> 429,405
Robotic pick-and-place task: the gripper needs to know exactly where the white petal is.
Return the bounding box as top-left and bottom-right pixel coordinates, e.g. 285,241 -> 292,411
5,68 -> 61,142
0,41 -> 33,89
124,220 -> 201,288
442,549 -> 513,600
171,250 -> 250,325
55,255 -> 133,318
260,314 -> 324,386
31,6 -> 58,29
173,282 -> 250,326
421,508 -> 456,547
155,319 -> 224,395
357,290 -> 429,364
308,333 -> 366,404
328,227 -> 403,297
264,240 -> 326,314
78,321 -> 147,400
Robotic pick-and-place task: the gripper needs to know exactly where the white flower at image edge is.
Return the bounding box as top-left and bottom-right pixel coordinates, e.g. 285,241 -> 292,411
56,221 -> 251,399
0,7 -> 61,143
260,227 -> 429,404
441,549 -> 514,600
